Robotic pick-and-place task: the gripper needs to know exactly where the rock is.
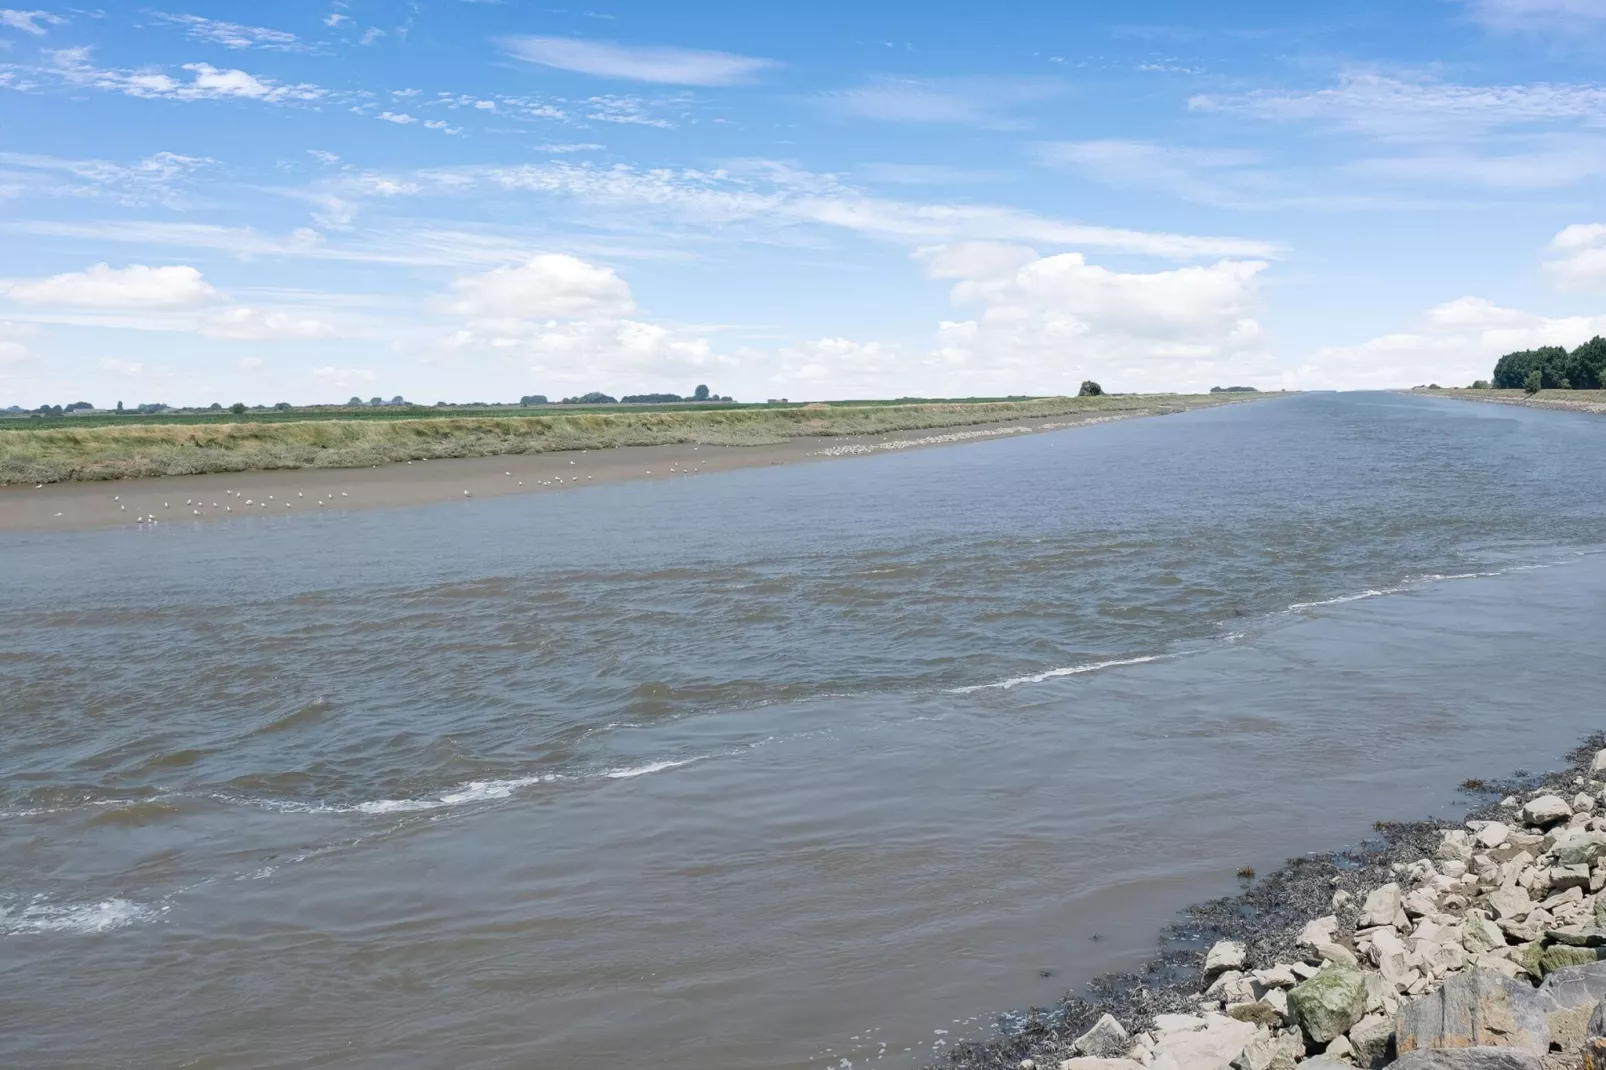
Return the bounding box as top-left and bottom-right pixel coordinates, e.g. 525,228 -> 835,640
1361,885 -> 1406,929
1207,941 -> 1248,976
1206,971 -> 1245,999
1327,1034 -> 1356,1063
1316,942 -> 1361,968
1536,945 -> 1606,977
1593,750 -> 1606,776
1499,913 -> 1546,944
1292,962 -> 1322,980
1349,1014 -> 1395,1069
1523,796 -> 1574,828
1486,885 -> 1534,921
1263,988 -> 1291,1022
1290,966 -> 1370,1044
1149,1013 -> 1258,1070
1299,1058 -> 1358,1070
1334,890 -> 1354,911
1371,929 -> 1419,991
1474,823 -> 1513,850
1587,1037 -> 1606,1070
1440,833 -> 1476,865
1389,1048 -> 1543,1070
1589,999 -> 1606,1037
1551,866 -> 1593,894
1576,794 -> 1597,813
1405,889 -> 1441,918
1022,1061 -> 1037,1070
1254,965 -> 1299,989
1230,1029 -> 1303,1070
1076,1014 -> 1132,1058
1059,1060 -> 1143,1070
1554,833 -> 1606,868
1395,967 -> 1551,1054
1544,1002 -> 1594,1051
1463,913 -> 1506,954
1548,925 -> 1606,948
1301,917 -> 1340,948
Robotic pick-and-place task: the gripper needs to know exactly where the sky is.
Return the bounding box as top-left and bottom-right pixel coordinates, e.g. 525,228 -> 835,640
4,1 -> 1606,406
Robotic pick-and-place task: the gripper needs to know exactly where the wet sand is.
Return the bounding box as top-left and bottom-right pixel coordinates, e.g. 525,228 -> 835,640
0,409 -> 1163,533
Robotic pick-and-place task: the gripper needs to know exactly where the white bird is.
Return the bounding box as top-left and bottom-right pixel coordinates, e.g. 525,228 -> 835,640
120,505 -> 126,511
113,495 -> 120,501
340,492 -> 347,497
226,506 -> 231,512
517,481 -> 523,486
505,471 -> 511,476
186,499 -> 192,505
463,489 -> 471,496
193,509 -> 200,515
55,511 -> 62,517
298,491 -> 303,497
317,501 -> 324,507
164,502 -> 169,508
569,460 -> 576,465
245,500 -> 253,505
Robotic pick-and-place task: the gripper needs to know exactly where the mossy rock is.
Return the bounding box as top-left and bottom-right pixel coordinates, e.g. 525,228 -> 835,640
1539,945 -> 1606,977
1289,966 -> 1368,1044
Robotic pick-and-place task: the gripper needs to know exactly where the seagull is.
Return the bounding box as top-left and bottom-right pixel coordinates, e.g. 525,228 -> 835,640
120,505 -> 126,511
226,506 -> 232,512
113,495 -> 120,501
505,471 -> 511,476
463,489 -> 471,497
193,509 -> 200,515
164,502 -> 169,508
54,511 -> 62,517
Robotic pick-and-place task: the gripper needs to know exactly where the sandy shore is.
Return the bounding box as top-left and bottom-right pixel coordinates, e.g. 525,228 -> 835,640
0,408 -> 1177,533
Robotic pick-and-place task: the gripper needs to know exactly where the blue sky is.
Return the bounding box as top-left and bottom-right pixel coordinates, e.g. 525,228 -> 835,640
4,0 -> 1606,405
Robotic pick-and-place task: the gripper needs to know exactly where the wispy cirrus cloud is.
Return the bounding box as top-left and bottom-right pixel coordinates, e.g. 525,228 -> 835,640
820,76 -> 1063,130
0,150 -> 213,205
500,35 -> 776,86
0,9 -> 65,35
151,12 -> 314,53
1460,0 -> 1606,31
14,46 -> 327,103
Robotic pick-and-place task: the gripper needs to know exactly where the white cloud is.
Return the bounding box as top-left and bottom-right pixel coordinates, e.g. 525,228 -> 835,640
911,242 -> 1272,394
312,365 -> 376,386
1463,0 -> 1606,30
99,357 -> 145,375
500,36 -> 775,86
0,319 -> 33,362
5,263 -> 222,308
322,13 -> 349,28
27,47 -> 326,104
1190,69 -> 1606,140
377,111 -> 416,124
202,307 -> 338,340
1545,223 -> 1606,292
583,94 -> 678,128
359,27 -> 384,46
0,150 -> 213,204
535,142 -> 605,153
0,9 -> 65,35
153,13 -> 308,52
822,77 -> 1063,129
442,254 -> 636,319
1288,296 -> 1606,389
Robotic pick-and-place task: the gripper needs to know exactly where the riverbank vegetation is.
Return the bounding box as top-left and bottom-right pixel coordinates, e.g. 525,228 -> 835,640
1491,337 -> 1606,390
0,394 -> 1245,485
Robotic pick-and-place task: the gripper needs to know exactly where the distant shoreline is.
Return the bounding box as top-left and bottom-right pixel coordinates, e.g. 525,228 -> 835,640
0,395 -> 1262,533
1416,387 -> 1606,415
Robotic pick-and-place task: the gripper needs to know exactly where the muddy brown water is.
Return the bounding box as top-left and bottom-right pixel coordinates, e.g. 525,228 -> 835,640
2,392 -> 1605,1068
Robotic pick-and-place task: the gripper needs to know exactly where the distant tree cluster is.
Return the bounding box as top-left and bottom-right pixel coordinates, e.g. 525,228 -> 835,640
556,385 -> 732,405
562,392 -> 618,404
519,395 -> 549,405
621,393 -> 687,403
1492,338 -> 1606,392
1078,380 -> 1103,397
1210,385 -> 1259,393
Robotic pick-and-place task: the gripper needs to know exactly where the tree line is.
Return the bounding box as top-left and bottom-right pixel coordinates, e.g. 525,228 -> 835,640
1492,337 -> 1606,392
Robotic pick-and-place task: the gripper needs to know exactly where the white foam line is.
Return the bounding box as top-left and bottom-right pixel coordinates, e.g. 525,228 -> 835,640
604,757 -> 700,779
0,895 -> 168,936
947,654 -> 1166,694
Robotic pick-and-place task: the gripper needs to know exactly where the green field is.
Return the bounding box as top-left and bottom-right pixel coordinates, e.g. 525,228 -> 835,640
0,394 -> 1244,485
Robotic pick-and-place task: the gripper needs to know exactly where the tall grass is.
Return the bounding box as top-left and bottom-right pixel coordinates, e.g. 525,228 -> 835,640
0,395 -> 1231,484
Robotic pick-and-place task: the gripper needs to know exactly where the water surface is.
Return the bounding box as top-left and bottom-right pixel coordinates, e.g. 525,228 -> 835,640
3,392 -> 1605,1068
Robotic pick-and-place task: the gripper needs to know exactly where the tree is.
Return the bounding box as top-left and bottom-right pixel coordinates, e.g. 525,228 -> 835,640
1524,369 -> 1543,395
561,392 -> 617,404
274,401 -> 292,411
115,401 -> 124,414
1470,380 -> 1489,390
1078,380 -> 1103,397
230,402 -> 247,414
519,394 -> 548,405
390,396 -> 405,406
347,396 -> 363,407
369,396 -> 383,406
693,384 -> 710,401
208,402 -> 223,411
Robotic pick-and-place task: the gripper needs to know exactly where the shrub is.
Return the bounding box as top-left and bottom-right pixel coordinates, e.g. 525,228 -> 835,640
230,402 -> 247,414
1524,369 -> 1543,395
1078,380 -> 1103,397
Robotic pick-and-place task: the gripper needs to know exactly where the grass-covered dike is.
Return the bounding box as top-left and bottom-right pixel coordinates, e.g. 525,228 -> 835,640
0,394 -> 1245,485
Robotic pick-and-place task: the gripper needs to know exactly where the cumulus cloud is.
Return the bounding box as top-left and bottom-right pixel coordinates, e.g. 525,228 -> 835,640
912,242 -> 1271,394
4,262 -> 222,308
36,47 -> 325,103
1545,223 -> 1606,292
1287,296 -> 1606,389
442,254 -> 636,320
500,35 -> 775,86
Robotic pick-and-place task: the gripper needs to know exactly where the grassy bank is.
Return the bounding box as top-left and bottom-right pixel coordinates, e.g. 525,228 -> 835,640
1416,387 -> 1606,414
0,394 -> 1245,485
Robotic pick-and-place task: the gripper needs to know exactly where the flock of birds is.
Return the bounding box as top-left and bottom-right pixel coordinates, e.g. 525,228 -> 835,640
32,446 -> 716,526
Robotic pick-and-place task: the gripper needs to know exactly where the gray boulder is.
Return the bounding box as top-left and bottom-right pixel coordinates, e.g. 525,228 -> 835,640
1289,966 -> 1369,1044
1230,1029 -> 1303,1070
1395,967 -> 1551,1055
1074,1014 -> 1131,1059
1522,795 -> 1573,827
1389,1048 -> 1543,1070
1349,1013 -> 1396,1069
1206,940 -> 1248,976
1590,999 -> 1606,1038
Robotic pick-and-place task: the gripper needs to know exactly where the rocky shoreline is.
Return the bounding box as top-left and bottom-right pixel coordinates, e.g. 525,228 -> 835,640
936,733 -> 1606,1070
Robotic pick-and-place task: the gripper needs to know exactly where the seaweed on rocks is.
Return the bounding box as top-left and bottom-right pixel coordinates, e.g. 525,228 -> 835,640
931,731 -> 1606,1070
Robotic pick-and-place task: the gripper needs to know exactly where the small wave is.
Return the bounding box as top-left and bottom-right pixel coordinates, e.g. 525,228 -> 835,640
0,896 -> 166,935
1285,588 -> 1400,611
604,757 -> 700,779
947,654 -> 1166,694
